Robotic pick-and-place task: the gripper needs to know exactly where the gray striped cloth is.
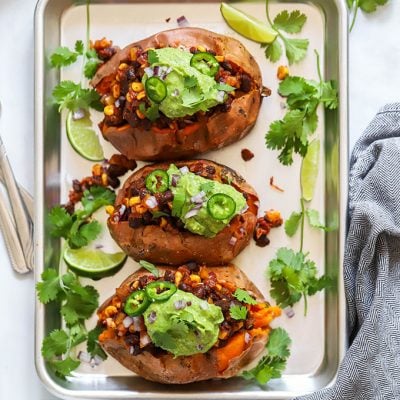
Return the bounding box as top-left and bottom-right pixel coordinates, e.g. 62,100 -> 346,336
296,103 -> 400,400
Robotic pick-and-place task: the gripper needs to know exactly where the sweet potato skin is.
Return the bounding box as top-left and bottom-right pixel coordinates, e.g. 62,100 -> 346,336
92,27 -> 263,161
98,265 -> 269,384
108,160 -> 259,265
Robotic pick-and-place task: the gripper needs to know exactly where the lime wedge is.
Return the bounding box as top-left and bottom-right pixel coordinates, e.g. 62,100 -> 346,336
220,2 -> 277,43
64,246 -> 127,279
66,110 -> 104,161
301,139 -> 320,202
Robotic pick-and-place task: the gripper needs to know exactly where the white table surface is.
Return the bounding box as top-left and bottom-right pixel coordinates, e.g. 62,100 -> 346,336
1,0 -> 400,399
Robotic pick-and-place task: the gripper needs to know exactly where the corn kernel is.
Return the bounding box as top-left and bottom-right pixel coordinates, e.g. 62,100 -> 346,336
104,306 -> 118,318
106,318 -> 116,329
160,217 -> 168,228
136,109 -> 146,119
112,84 -> 120,99
277,65 -> 289,80
105,205 -> 115,215
199,267 -> 209,280
104,105 -> 114,116
101,173 -> 108,186
126,93 -> 133,103
118,63 -> 129,70
218,329 -> 229,340
130,47 -> 138,61
103,95 -> 115,106
175,271 -> 183,286
215,283 -> 222,291
137,91 -> 146,100
136,204 -> 147,214
131,82 -> 144,92
197,45 -> 206,52
215,55 -> 224,62
92,163 -> 102,176
131,280 -> 140,289
129,196 -> 141,206
190,274 -> 201,283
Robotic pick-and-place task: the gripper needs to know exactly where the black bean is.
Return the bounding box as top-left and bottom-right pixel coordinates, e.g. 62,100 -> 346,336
128,216 -> 142,229
255,233 -> 270,247
240,73 -> 252,93
108,164 -> 127,178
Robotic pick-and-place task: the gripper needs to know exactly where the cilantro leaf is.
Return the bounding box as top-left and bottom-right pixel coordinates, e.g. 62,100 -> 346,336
80,186 -> 116,217
48,206 -> 73,238
229,305 -> 248,320
50,47 -> 79,68
75,40 -> 84,54
284,211 -> 302,237
233,288 -> 257,305
268,247 -> 331,314
139,260 -> 160,277
36,269 -> 62,304
84,49 -> 102,79
282,37 -> 309,65
262,39 -> 282,63
147,49 -> 159,64
50,357 -> 80,379
273,10 -> 307,34
305,209 -> 328,231
52,81 -> 101,112
359,0 -> 388,13
216,83 -> 235,92
87,326 -> 107,360
184,75 -> 198,88
242,328 -> 291,385
41,329 -> 69,359
321,81 -> 339,110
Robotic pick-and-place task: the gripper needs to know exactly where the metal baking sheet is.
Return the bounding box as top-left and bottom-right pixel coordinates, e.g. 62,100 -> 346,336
34,0 -> 348,398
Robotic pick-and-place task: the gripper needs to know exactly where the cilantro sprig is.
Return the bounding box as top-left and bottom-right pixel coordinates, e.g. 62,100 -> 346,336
48,186 -> 115,249
267,248 -> 332,315
229,305 -> 248,320
348,0 -> 389,31
262,1 -> 309,65
265,51 -> 338,166
242,328 -> 291,385
36,269 -> 106,379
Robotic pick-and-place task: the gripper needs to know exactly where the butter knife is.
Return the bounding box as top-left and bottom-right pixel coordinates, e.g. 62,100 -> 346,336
0,136 -> 34,271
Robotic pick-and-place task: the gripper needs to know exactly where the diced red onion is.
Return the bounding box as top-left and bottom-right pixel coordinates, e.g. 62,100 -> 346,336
185,205 -> 202,219
115,99 -> 121,108
129,346 -> 135,355
216,91 -> 225,103
147,311 -> 157,324
78,351 -> 91,363
179,166 -> 189,175
93,355 -> 104,366
123,316 -> 133,328
171,174 -> 180,187
191,191 -> 205,204
153,65 -> 160,75
95,244 -> 104,249
284,306 -> 295,318
145,196 -> 158,209
118,204 -> 126,216
244,332 -> 251,344
144,67 -> 154,77
229,236 -> 238,246
177,15 -> 189,27
140,332 -> 152,348
174,300 -> 187,310
239,227 -> 246,235
132,316 -> 143,332
73,108 -> 85,121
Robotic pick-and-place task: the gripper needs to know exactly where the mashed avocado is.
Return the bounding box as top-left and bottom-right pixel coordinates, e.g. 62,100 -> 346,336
167,164 -> 247,237
143,290 -> 223,357
144,47 -> 232,119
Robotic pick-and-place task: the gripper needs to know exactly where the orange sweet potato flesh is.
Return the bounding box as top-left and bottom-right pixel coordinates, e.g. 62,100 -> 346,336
98,264 -> 276,384
108,160 -> 259,265
91,27 -> 263,161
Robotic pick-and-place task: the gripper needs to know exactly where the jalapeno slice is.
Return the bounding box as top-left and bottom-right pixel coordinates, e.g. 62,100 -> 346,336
145,169 -> 169,193
124,290 -> 150,316
145,281 -> 177,302
145,77 -> 167,103
207,193 -> 236,220
190,52 -> 220,77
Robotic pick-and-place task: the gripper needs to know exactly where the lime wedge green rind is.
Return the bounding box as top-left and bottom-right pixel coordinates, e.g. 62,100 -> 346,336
66,110 -> 105,161
220,2 -> 277,44
301,139 -> 320,202
64,246 -> 127,279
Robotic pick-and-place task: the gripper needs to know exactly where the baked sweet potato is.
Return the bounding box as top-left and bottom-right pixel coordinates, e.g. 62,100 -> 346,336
97,264 -> 281,384
107,159 -> 259,265
91,27 -> 263,161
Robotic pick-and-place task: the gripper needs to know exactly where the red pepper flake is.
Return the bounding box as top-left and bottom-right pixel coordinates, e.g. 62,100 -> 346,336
269,176 -> 284,192
165,17 -> 171,23
241,148 -> 254,162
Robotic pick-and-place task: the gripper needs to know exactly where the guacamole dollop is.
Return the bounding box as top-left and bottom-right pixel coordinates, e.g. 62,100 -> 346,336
143,290 -> 224,357
167,164 -> 247,237
144,47 -> 232,119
